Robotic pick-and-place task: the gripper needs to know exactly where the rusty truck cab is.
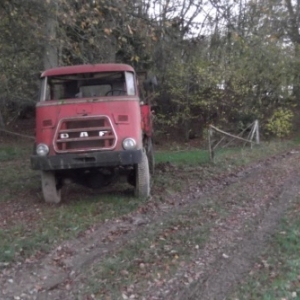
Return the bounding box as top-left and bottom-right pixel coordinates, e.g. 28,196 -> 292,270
31,64 -> 152,203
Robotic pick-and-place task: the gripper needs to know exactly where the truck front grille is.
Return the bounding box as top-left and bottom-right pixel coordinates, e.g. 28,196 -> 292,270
54,116 -> 117,153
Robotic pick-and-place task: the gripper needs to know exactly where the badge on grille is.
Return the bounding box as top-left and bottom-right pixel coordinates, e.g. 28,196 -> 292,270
80,132 -> 88,137
60,133 -> 69,139
99,131 -> 108,137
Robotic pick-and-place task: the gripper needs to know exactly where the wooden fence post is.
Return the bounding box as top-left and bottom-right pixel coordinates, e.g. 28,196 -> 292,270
255,120 -> 260,144
208,126 -> 214,162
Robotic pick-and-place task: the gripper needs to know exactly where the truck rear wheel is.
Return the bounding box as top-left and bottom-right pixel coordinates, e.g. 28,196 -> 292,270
134,150 -> 150,198
41,171 -> 62,204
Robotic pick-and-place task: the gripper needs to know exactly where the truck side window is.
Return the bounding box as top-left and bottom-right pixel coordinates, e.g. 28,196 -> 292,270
45,84 -> 50,101
40,78 -> 49,101
125,72 -> 136,95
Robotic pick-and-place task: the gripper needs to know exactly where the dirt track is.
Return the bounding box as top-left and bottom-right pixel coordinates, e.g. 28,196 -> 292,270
1,149 -> 300,300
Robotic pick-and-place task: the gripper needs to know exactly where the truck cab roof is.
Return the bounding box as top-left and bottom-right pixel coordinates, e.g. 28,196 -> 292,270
41,63 -> 135,77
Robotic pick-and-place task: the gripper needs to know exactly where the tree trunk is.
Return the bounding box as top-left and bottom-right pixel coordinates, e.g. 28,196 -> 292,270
285,0 -> 300,100
0,110 -> 5,129
293,44 -> 300,100
43,5 -> 58,70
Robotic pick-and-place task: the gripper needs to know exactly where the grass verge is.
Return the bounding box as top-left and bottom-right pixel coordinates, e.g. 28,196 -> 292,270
155,149 -> 210,165
155,140 -> 299,167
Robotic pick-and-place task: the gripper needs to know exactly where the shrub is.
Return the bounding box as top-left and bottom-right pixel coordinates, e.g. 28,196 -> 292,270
266,108 -> 294,138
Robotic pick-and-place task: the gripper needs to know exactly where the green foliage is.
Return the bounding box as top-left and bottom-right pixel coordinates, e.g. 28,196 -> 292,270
1,0 -> 300,137
156,23 -> 297,138
210,33 -> 295,129
0,0 -> 157,122
157,58 -> 223,140
266,108 -> 294,137
0,1 -> 43,120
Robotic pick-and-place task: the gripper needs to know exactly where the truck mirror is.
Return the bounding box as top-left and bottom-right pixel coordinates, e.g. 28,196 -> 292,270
35,71 -> 42,79
143,76 -> 158,91
150,76 -> 158,86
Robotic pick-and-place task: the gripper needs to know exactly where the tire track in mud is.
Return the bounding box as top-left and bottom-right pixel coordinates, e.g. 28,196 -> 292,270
0,150 -> 299,300
125,152 -> 300,300
179,174 -> 300,300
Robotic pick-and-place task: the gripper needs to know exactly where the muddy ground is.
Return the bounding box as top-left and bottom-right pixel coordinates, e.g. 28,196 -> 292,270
0,143 -> 300,300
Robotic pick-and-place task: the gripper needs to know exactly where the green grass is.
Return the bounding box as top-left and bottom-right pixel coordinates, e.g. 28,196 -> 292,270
0,194 -> 143,263
154,140 -> 299,167
230,201 -> 300,300
0,144 -> 37,201
0,145 -> 30,162
290,134 -> 300,145
155,149 -> 210,165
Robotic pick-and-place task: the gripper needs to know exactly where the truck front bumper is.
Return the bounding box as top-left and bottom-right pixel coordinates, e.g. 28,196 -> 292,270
31,149 -> 143,171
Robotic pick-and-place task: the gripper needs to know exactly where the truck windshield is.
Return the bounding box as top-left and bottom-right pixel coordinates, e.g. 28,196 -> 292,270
40,71 -> 136,101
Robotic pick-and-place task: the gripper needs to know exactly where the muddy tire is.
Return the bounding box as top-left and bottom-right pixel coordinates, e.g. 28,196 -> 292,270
134,150 -> 150,199
41,171 -> 62,204
146,138 -> 155,176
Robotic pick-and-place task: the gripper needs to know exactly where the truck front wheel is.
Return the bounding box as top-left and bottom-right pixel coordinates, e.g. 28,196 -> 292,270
134,150 -> 150,198
41,171 -> 62,203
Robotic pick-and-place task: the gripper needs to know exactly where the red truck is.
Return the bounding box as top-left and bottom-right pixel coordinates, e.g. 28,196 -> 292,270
31,63 -> 154,203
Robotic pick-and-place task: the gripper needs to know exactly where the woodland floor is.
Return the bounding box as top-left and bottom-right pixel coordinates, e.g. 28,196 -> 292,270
0,124 -> 300,300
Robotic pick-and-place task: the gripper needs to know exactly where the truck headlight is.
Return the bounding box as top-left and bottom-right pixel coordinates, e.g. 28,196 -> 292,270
122,138 -> 137,150
36,143 -> 49,156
